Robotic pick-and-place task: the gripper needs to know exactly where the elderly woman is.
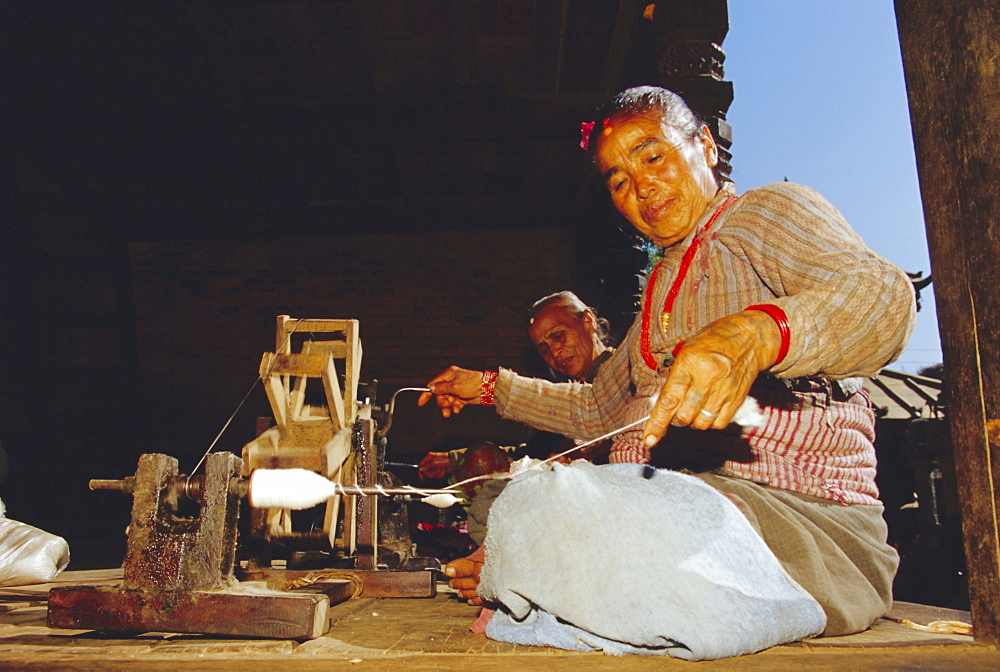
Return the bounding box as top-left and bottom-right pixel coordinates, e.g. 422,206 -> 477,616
417,290 -> 612,480
527,290 -> 613,383
420,86 -> 915,638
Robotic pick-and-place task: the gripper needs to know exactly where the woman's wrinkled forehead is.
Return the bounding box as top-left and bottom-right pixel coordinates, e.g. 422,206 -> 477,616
595,114 -> 690,171
603,110 -> 687,139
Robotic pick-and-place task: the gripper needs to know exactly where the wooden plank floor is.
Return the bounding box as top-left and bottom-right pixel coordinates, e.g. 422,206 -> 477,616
1,569 -> 997,670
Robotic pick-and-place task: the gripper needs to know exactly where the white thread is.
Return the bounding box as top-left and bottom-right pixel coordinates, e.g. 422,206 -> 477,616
445,415 -> 650,493
187,322 -> 302,484
444,395 -> 766,493
249,397 -> 766,510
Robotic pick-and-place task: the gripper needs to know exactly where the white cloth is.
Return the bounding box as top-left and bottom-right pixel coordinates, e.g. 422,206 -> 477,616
0,503 -> 70,586
478,462 -> 826,659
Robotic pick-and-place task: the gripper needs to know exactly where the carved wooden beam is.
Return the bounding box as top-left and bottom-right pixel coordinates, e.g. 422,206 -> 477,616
652,0 -> 733,181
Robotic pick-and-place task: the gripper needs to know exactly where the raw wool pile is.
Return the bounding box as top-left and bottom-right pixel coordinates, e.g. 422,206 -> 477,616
477,462 -> 826,659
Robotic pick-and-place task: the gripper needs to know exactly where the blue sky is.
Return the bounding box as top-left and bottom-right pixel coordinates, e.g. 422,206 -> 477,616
722,1 -> 941,374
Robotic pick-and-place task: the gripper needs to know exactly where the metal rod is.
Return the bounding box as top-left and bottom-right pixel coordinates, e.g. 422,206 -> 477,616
89,477 -> 135,493
325,485 -> 456,497
377,387 -> 430,438
90,472 -> 455,502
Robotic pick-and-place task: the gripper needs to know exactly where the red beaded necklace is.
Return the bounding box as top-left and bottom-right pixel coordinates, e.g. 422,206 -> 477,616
639,194 -> 738,370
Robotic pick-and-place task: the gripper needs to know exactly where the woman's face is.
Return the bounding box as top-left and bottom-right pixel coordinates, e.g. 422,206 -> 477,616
595,112 -> 719,248
529,304 -> 603,380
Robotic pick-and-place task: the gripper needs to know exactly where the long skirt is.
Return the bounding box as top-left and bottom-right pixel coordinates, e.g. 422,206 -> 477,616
696,472 -> 898,636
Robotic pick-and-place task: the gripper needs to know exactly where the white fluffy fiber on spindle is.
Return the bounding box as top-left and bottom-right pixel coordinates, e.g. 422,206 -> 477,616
421,493 -> 464,508
247,468 -> 339,510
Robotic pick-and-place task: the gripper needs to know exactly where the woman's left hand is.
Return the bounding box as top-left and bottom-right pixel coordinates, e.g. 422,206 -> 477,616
642,310 -> 781,446
417,452 -> 451,479
445,545 -> 487,606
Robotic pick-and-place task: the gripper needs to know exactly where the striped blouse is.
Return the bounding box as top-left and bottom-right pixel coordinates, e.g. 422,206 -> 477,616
494,182 -> 916,506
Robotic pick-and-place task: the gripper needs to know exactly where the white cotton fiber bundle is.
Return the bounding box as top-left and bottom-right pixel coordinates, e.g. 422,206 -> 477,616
646,392 -> 766,428
733,396 -> 766,428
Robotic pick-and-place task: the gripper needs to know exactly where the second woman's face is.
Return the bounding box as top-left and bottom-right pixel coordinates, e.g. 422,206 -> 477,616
529,305 -> 601,380
595,113 -> 720,248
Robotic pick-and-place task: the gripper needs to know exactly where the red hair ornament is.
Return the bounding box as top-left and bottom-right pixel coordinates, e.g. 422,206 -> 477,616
579,118 -> 611,151
579,121 -> 596,150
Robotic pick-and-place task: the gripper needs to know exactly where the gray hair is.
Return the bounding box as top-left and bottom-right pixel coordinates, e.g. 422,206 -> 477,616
529,291 -> 610,343
585,86 -> 722,187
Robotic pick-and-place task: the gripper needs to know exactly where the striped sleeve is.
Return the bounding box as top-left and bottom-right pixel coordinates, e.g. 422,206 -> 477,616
720,183 -> 916,379
493,325 -> 635,440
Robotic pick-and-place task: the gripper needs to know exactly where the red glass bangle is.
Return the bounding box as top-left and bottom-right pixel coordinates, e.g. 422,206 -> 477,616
745,304 -> 791,366
480,370 -> 498,406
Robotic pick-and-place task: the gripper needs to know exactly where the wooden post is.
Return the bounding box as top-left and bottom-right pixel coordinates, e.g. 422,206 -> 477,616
894,0 -> 1000,644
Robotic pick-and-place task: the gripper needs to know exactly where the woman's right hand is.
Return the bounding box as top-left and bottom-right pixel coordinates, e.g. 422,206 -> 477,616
417,366 -> 485,418
643,309 -> 780,445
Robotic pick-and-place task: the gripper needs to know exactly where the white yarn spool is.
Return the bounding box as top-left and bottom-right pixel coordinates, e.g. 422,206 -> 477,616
247,468 -> 338,509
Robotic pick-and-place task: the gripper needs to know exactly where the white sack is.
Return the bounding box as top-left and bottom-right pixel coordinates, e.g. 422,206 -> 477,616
0,512 -> 70,586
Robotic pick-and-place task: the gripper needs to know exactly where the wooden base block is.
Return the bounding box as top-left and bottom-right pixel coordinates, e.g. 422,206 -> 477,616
47,585 -> 332,640
236,568 -> 437,598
